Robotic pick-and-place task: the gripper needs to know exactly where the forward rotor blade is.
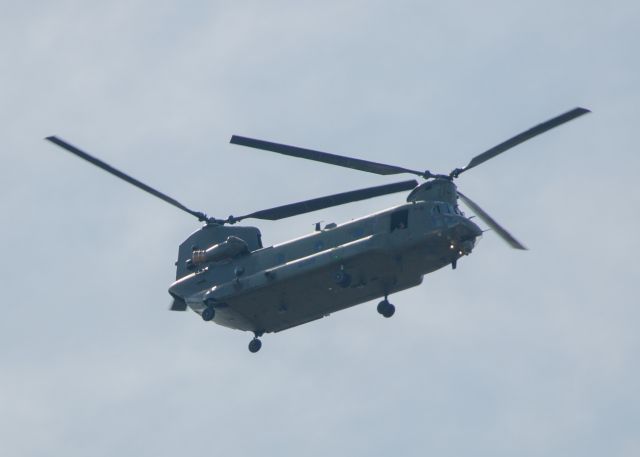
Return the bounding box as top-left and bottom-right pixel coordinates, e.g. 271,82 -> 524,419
46,136 -> 207,221
230,135 -> 425,177
457,191 -> 526,250
233,179 -> 418,222
453,107 -> 590,177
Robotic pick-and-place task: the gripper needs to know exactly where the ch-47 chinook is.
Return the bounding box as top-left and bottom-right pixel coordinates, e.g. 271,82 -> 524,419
47,107 -> 589,353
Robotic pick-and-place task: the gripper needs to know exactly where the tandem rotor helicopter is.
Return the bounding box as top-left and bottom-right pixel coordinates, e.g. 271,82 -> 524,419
47,107 -> 589,353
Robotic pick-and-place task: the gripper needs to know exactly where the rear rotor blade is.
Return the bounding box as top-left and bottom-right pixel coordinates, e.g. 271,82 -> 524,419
232,179 -> 418,222
452,107 -> 590,177
457,191 -> 526,250
231,135 -> 425,177
46,136 -> 208,221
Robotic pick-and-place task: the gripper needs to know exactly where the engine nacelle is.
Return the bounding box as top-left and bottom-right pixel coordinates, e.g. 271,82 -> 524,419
176,225 -> 262,279
191,236 -> 249,265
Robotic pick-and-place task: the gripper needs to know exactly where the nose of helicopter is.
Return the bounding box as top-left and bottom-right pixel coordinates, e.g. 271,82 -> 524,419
448,216 -> 483,254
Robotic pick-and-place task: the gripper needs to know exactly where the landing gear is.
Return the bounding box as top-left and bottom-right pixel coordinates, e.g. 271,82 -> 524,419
248,338 -> 262,353
202,306 -> 215,322
377,299 -> 395,318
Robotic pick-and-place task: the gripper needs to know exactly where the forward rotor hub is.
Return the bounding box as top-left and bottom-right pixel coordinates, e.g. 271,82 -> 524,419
407,178 -> 457,205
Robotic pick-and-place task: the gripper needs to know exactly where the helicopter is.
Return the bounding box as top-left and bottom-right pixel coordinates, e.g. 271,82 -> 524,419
47,107 -> 589,353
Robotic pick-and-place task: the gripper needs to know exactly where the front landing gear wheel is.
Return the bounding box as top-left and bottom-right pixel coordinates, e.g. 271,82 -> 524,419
248,338 -> 262,353
202,307 -> 215,322
377,300 -> 395,318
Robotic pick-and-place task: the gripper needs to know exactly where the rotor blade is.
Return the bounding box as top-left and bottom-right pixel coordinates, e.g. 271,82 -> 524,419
453,107 -> 590,177
46,136 -> 208,221
233,179 -> 418,222
457,191 -> 527,250
230,135 -> 425,177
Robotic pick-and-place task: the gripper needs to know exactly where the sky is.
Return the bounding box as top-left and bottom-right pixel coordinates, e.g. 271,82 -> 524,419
1,1 -> 639,456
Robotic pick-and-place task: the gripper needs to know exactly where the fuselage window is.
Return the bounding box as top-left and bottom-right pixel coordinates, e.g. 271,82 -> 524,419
390,210 -> 409,231
433,203 -> 462,216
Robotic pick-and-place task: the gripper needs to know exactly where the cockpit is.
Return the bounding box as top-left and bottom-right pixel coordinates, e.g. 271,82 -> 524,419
431,202 -> 464,216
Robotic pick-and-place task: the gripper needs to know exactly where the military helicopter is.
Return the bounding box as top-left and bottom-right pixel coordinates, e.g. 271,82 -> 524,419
47,107 -> 589,353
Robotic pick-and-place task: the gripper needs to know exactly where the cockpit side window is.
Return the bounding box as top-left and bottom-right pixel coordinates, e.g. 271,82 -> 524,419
390,209 -> 409,231
431,203 -> 463,216
433,203 -> 456,214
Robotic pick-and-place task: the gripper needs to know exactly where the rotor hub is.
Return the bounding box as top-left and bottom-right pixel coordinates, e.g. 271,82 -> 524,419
406,178 -> 458,205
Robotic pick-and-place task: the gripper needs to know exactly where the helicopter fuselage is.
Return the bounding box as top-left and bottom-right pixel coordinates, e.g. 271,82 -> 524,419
47,107 -> 589,351
169,193 -> 482,335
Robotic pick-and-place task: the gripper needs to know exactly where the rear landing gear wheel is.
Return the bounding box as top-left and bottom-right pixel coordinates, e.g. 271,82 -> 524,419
202,307 -> 215,322
377,300 -> 395,318
248,338 -> 262,353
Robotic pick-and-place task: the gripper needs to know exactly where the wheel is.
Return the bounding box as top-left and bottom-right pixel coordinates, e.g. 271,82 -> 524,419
377,300 -> 395,318
202,307 -> 215,322
334,270 -> 352,288
248,338 -> 262,353
382,303 -> 395,318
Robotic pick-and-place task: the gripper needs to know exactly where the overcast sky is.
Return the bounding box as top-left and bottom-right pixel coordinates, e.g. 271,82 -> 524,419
2,1 -> 639,456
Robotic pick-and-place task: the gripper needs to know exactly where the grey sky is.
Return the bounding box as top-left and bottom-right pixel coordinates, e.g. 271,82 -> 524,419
1,1 -> 639,456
